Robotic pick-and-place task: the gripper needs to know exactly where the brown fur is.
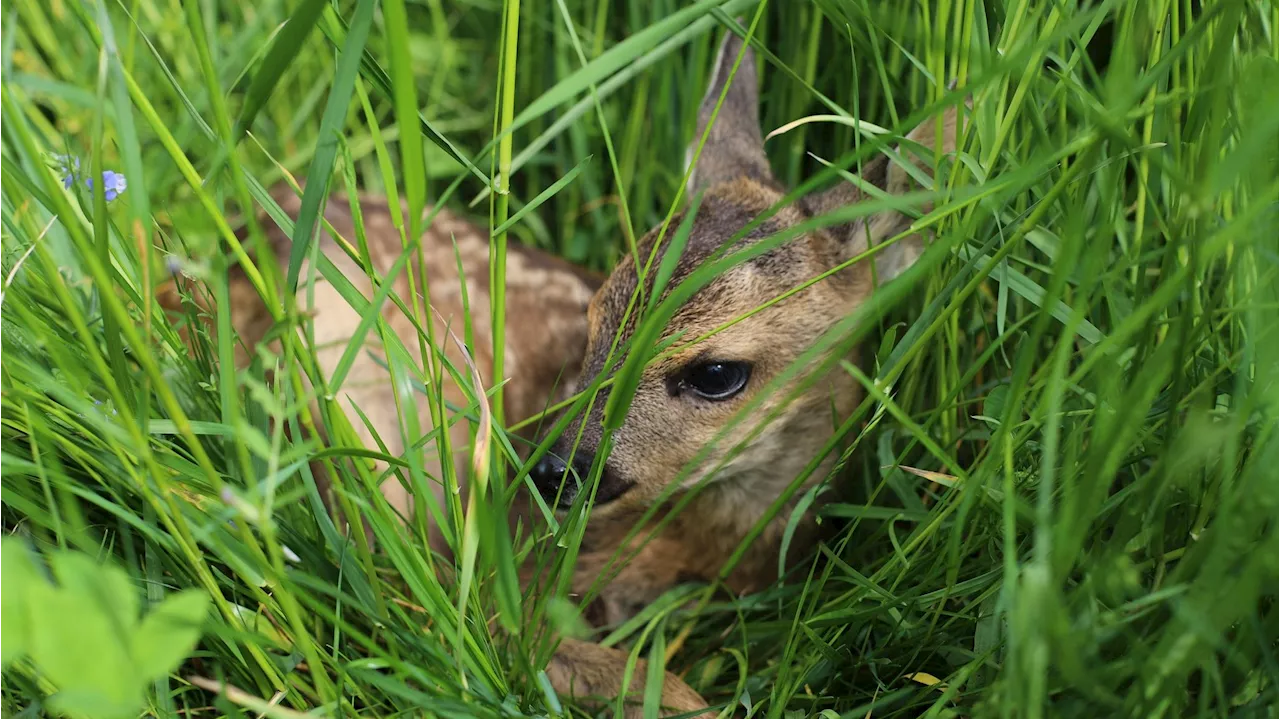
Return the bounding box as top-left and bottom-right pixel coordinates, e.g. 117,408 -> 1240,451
160,182 -> 601,556
158,23 -> 965,719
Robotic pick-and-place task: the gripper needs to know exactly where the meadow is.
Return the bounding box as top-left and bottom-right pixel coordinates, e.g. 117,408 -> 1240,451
2,0 -> 1278,717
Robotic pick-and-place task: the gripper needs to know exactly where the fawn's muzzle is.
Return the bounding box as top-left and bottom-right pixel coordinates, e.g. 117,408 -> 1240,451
529,447 -> 631,509
530,452 -> 579,508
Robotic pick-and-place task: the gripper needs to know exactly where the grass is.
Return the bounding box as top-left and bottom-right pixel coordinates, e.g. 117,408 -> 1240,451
2,0 -> 1278,717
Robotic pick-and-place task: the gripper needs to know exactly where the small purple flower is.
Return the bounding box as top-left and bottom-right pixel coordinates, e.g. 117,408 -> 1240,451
47,153 -> 127,202
86,171 -> 128,202
104,404 -> 115,415
89,399 -> 117,416
165,255 -> 183,276
51,154 -> 80,189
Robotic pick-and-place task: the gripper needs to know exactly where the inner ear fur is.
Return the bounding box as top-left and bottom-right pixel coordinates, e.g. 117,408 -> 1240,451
685,24 -> 774,194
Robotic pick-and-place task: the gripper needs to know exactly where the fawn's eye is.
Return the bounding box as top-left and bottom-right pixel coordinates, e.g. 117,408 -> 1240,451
680,361 -> 751,401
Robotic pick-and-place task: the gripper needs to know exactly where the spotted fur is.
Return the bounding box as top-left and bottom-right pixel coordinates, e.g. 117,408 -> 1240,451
160,181 -> 601,555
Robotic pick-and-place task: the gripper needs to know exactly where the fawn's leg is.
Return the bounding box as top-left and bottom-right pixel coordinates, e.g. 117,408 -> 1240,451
545,636 -> 716,719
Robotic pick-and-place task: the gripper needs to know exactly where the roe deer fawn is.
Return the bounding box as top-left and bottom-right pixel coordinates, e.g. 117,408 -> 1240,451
160,23 -> 964,719
524,28 -> 964,717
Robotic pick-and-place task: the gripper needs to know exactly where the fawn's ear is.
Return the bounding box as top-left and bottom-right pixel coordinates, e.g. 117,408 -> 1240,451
884,103 -> 966,197
807,102 -> 967,284
685,26 -> 772,195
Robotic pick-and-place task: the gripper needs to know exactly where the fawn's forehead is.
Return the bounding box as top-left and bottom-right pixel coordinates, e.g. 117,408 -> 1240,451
581,179 -> 818,377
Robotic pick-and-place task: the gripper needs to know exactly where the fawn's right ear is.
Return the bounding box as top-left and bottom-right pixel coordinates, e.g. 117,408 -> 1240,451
684,25 -> 773,196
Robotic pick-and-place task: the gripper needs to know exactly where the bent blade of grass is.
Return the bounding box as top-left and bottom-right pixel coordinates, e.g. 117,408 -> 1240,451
433,305 -> 499,640
317,7 -> 493,190
468,0 -> 761,207
285,0 -> 376,291
491,153 -> 594,237
957,244 -> 1104,345
511,0 -> 736,137
230,0 -> 327,143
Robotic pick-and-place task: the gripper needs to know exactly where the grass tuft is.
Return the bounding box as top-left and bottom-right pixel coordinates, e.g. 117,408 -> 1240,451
3,1 -> 1277,718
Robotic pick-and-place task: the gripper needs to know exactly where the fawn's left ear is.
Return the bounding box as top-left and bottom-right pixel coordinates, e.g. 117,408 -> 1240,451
883,102 -> 967,197
685,26 -> 773,195
807,100 -> 969,284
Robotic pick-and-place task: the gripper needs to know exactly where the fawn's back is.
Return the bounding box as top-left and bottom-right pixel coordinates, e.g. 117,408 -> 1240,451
164,183 -> 601,553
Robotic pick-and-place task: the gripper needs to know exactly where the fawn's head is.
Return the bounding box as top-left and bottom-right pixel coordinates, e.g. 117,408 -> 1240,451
530,26 -> 965,524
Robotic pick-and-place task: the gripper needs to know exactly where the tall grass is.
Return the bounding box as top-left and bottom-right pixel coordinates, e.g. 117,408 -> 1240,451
2,0 -> 1277,717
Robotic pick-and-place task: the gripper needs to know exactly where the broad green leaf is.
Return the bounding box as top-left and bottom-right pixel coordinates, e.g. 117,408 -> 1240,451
48,551 -> 139,642
1,538 -> 39,667
27,581 -> 138,718
132,590 -> 211,681
46,686 -> 143,719
984,385 -> 1010,423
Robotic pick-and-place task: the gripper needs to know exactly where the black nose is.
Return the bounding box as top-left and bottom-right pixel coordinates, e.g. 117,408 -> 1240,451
530,451 -> 587,508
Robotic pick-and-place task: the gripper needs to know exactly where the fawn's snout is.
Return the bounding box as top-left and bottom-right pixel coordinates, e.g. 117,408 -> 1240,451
530,444 -> 632,509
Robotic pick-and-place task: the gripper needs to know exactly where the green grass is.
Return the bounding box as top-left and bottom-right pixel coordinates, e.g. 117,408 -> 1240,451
2,0 -> 1278,717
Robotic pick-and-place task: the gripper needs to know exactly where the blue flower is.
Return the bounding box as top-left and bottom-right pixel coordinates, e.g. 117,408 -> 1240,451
86,171 -> 128,202
47,152 -> 127,202
51,154 -> 79,189
89,399 -> 117,416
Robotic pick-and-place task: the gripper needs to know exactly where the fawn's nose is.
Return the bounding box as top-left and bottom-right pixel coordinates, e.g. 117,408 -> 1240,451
530,452 -> 586,508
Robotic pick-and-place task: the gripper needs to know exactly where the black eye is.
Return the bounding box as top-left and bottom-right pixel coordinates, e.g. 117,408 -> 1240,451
680,361 -> 751,401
